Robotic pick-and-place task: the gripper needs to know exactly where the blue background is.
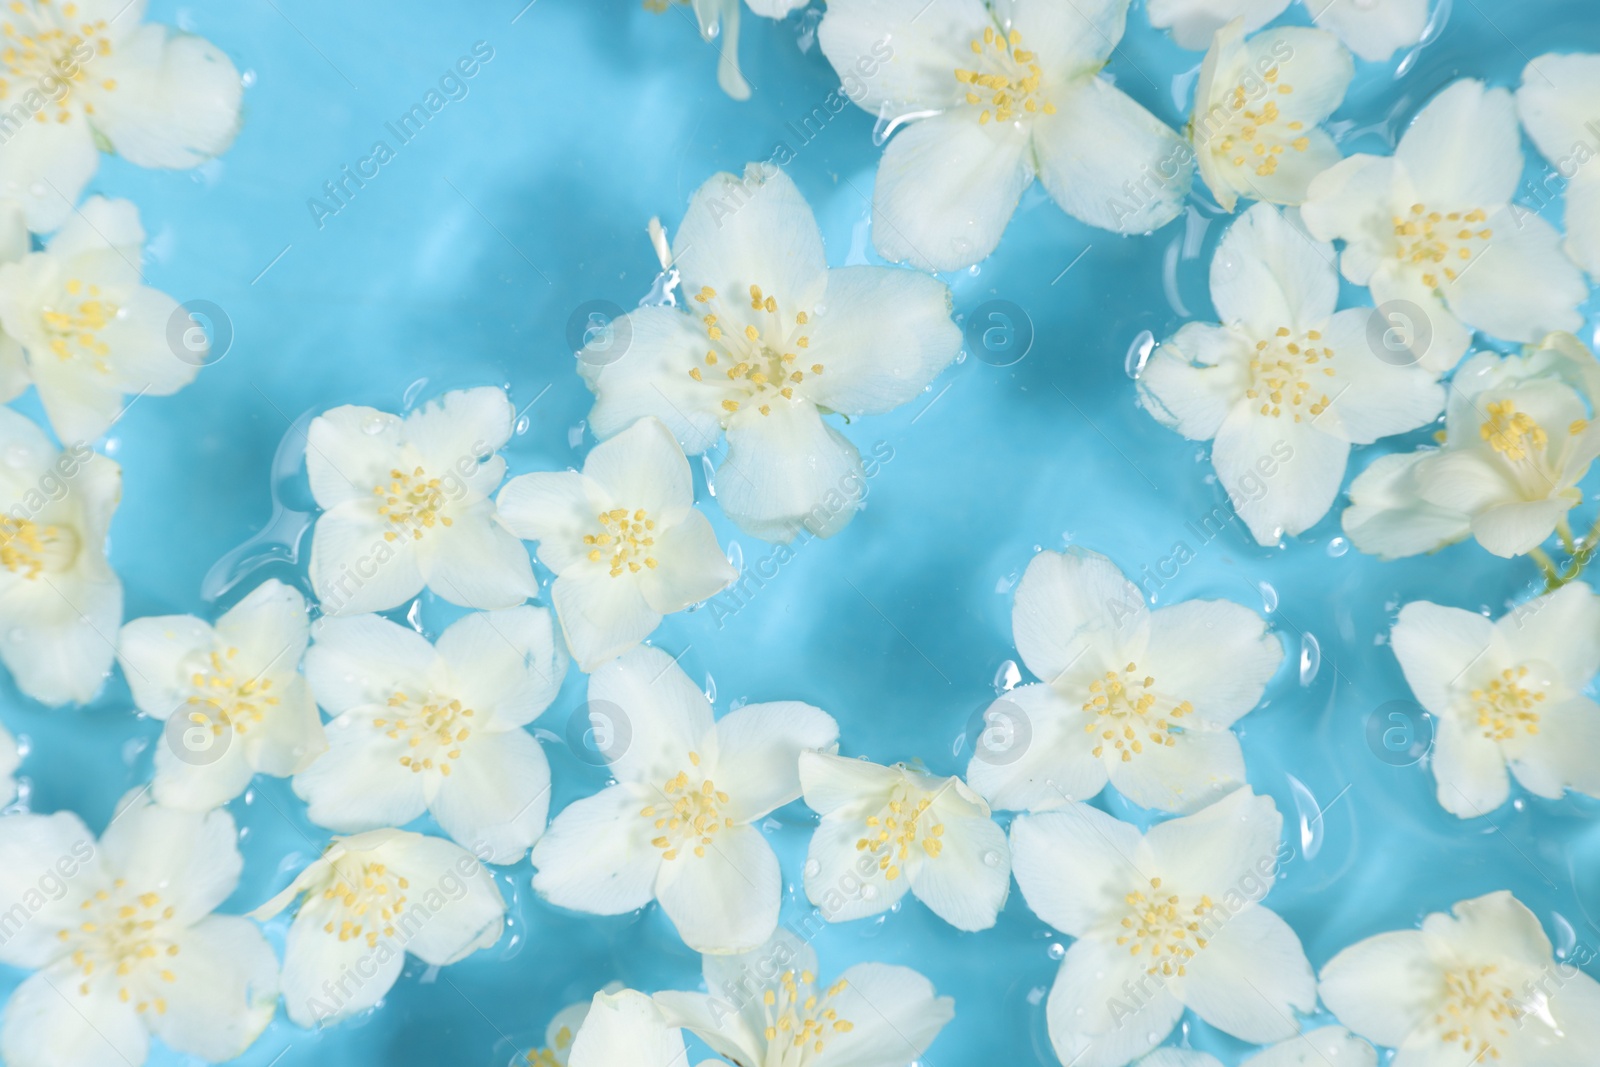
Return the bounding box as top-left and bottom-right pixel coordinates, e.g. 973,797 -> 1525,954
3,0 -> 1600,1064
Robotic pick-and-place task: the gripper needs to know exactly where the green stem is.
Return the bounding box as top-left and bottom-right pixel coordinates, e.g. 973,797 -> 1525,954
1529,546 -> 1562,590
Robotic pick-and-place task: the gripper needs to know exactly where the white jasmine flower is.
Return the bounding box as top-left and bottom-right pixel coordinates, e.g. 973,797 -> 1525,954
817,0 -> 1193,271
497,416 -> 736,673
0,196 -> 199,446
116,578 -> 325,812
524,981 -> 626,1067
798,751 -> 1009,931
654,929 -> 954,1067
251,827 -> 506,1028
1320,891 -> 1600,1065
1390,582 -> 1600,818
0,798 -> 278,1067
530,645 -> 838,954
1190,23 -> 1352,212
0,722 -> 17,804
307,387 -> 538,615
968,548 -> 1282,814
0,409 -> 121,706
294,607 -> 567,865
578,166 -> 959,542
1150,0 -> 1428,63
0,1 -> 242,233
1516,52 -> 1600,278
569,988 -> 692,1067
1139,205 -> 1443,545
1135,1026 -> 1375,1067
648,0 -> 805,102
1011,789 -> 1313,1067
1301,79 -> 1587,373
1343,332 -> 1600,559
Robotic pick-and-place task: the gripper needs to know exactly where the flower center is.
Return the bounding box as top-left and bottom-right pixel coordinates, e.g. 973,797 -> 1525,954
760,969 -> 855,1058
372,465 -> 454,542
374,691 -> 474,776
185,646 -> 280,735
1082,663 -> 1192,762
0,516 -> 77,578
585,507 -> 658,577
1470,665 -> 1544,742
686,283 -> 821,418
953,26 -> 1054,124
523,1025 -> 573,1067
311,859 -> 410,949
641,751 -> 732,860
1478,401 -> 1550,463
1244,326 -> 1338,422
40,279 -> 119,371
62,878 -> 180,1015
855,784 -> 945,882
1433,964 -> 1523,1060
1115,877 -> 1212,978
1392,205 -> 1492,290
1211,66 -> 1309,177
0,5 -> 117,123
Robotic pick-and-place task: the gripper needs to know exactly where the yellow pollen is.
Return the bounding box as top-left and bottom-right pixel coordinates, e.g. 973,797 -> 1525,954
1470,665 -> 1544,742
1478,399 -> 1548,462
1083,662 -> 1192,761
953,26 -> 1053,125
372,465 -> 453,543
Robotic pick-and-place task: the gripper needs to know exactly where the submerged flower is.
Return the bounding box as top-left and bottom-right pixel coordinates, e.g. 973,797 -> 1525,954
1139,204 -> 1443,545
654,929 -> 954,1067
294,607 -> 567,864
530,645 -> 838,953
1011,789 -> 1313,1067
0,2 -> 242,232
1301,79 -> 1587,373
0,409 -> 121,705
0,197 -> 200,447
307,387 -> 538,614
1150,0 -> 1428,63
1516,52 -> 1600,278
1320,891 -> 1600,1065
1343,332 -> 1600,559
647,0 -> 805,101
116,578 -> 326,811
497,416 -> 736,672
0,798 -> 278,1067
1135,1027 -> 1375,1067
1390,582 -> 1600,818
968,548 -> 1282,814
568,988 -> 690,1067
579,166 -> 959,542
817,0 -> 1193,271
1190,23 -> 1352,212
799,751 -> 1009,931
524,982 -> 626,1067
252,827 -> 506,1028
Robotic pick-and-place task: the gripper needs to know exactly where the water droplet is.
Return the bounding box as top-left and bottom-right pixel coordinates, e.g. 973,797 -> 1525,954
1047,943 -> 1065,960
1124,330 -> 1155,378
967,264 -> 980,276
701,455 -> 717,497
514,414 -> 531,436
1258,581 -> 1278,614
992,660 -> 1020,693
360,414 -> 388,436
1326,536 -> 1349,557
804,859 -> 820,877
861,884 -> 878,900
982,850 -> 1002,867
703,672 -> 717,704
1299,633 -> 1321,686
725,540 -> 744,574
402,378 -> 428,409
567,422 -> 586,449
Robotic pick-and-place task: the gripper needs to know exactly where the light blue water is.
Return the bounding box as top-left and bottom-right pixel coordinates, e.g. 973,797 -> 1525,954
3,1 -> 1600,1064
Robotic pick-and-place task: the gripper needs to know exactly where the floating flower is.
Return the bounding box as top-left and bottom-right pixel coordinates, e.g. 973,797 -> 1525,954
1516,52 -> 1600,278
0,798 -> 277,1067
968,548 -> 1281,814
1190,23 -> 1352,212
654,929 -> 954,1067
1390,582 -> 1600,818
1135,1026 -> 1375,1067
0,408 -> 121,706
0,2 -> 242,232
1343,332 -> 1600,560
578,165 -> 959,542
497,416 -> 736,672
1011,788 -> 1313,1067
1139,205 -> 1443,544
817,0 -> 1193,271
530,645 -> 837,953
251,827 -> 506,1028
0,722 -> 16,804
1150,0 -> 1428,63
1319,891 -> 1600,1065
307,387 -> 538,615
798,751 -> 1010,931
0,197 -> 200,446
116,578 -> 325,812
524,982 -> 626,1067
1301,79 -> 1587,373
294,607 -> 566,864
647,0 -> 805,101
568,988 -> 690,1067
